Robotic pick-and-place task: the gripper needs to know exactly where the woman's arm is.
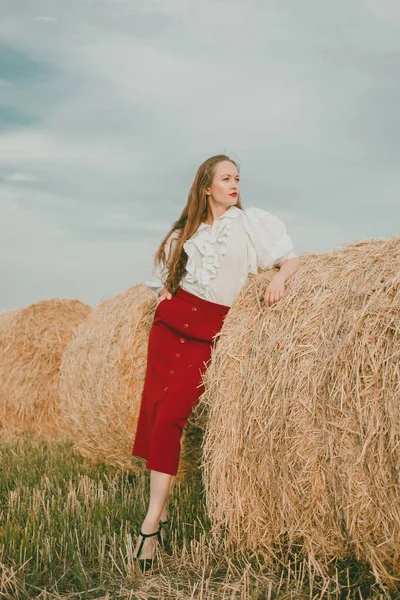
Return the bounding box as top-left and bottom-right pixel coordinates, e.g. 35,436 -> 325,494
145,231 -> 180,299
155,233 -> 181,304
264,257 -> 301,307
274,257 -> 301,281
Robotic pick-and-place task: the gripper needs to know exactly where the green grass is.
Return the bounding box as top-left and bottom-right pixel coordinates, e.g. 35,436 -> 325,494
0,437 -> 394,599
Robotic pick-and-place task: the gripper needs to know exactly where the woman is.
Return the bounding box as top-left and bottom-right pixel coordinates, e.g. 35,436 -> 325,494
132,154 -> 300,570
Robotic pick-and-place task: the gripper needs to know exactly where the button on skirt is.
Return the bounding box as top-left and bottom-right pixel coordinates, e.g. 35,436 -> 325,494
131,286 -> 230,475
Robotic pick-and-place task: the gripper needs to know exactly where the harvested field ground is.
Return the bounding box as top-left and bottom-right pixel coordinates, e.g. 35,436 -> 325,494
0,436 -> 393,600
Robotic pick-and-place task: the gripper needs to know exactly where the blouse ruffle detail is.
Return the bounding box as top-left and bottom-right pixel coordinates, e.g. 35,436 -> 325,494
183,207 -> 241,292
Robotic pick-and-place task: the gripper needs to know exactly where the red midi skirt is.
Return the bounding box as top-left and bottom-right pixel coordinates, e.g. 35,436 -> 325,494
131,286 -> 230,476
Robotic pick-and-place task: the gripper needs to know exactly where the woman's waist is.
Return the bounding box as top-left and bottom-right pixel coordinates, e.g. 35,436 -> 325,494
176,286 -> 230,314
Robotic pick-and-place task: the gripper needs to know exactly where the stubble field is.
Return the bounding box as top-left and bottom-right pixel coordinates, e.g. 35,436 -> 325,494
0,436 -> 389,600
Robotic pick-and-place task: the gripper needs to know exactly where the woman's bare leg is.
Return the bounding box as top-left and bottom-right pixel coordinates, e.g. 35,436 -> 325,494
160,475 -> 175,521
133,470 -> 175,559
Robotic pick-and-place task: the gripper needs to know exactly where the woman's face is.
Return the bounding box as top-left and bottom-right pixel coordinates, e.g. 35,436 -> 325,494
205,160 -> 240,208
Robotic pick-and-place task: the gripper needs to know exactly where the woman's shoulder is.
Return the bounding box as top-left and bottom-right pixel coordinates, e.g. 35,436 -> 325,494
166,228 -> 183,245
164,229 -> 182,259
242,205 -> 276,216
168,228 -> 182,239
241,206 -> 286,228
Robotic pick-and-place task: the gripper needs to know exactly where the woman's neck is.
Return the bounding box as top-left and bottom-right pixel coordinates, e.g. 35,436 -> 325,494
203,204 -> 231,225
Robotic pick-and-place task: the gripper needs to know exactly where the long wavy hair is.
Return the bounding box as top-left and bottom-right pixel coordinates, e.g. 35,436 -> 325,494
154,154 -> 243,295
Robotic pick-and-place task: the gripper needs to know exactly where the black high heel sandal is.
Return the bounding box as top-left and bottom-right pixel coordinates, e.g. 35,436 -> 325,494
134,526 -> 162,572
159,519 -> 168,546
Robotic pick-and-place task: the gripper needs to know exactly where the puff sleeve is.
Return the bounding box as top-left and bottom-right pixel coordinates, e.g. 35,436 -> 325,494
243,207 -> 298,271
145,230 -> 181,295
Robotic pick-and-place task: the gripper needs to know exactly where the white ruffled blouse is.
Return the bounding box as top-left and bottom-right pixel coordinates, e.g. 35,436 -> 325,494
145,205 -> 298,307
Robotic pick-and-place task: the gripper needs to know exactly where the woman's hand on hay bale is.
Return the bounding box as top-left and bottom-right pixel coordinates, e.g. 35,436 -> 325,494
263,272 -> 286,307
157,287 -> 172,306
263,258 -> 300,307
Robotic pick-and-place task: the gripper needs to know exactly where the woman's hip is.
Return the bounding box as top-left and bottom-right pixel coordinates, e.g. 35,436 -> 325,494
152,287 -> 230,343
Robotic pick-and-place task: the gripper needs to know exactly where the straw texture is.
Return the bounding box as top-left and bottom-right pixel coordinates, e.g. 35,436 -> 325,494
0,299 -> 92,441
199,237 -> 400,587
57,284 -> 201,481
0,309 -> 21,441
0,309 -> 20,332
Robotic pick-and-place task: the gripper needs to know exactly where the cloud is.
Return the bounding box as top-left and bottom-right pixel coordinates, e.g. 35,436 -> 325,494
36,16 -> 58,24
0,0 -> 399,311
4,172 -> 42,183
0,130 -> 133,171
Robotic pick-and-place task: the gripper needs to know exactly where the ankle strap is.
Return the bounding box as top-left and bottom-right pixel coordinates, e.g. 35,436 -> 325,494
139,529 -> 160,538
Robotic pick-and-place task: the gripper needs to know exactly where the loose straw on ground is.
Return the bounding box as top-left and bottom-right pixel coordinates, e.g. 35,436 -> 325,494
0,299 -> 92,442
198,237 -> 400,589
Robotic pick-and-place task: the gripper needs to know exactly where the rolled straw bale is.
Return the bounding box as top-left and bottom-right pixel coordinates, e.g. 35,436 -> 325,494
0,309 -> 21,441
198,237 -> 400,587
0,309 -> 20,332
323,256 -> 400,586
0,299 -> 92,442
57,283 -> 201,482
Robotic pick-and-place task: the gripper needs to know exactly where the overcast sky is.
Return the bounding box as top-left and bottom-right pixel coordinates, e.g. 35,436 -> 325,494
0,0 -> 399,312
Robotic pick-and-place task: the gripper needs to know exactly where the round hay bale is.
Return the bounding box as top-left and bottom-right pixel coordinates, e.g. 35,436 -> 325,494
57,283 -> 201,482
323,255 -> 400,587
199,237 -> 400,587
0,309 -> 21,441
0,299 -> 92,442
0,308 -> 20,333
